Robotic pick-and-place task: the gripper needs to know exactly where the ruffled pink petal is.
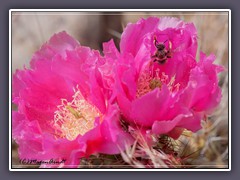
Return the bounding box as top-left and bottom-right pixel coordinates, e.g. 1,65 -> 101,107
180,53 -> 224,112
51,47 -> 107,113
113,55 -> 137,106
31,31 -> 80,68
13,111 -> 44,159
116,92 -> 132,121
120,17 -> 159,56
99,105 -> 134,153
102,39 -> 120,59
123,86 -> 189,127
173,55 -> 197,87
176,111 -> 203,132
114,57 -> 137,101
152,111 -> 203,138
157,17 -> 197,56
152,114 -> 190,135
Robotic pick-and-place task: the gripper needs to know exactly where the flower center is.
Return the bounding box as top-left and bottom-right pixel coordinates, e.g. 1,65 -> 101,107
53,88 -> 101,141
136,66 -> 180,98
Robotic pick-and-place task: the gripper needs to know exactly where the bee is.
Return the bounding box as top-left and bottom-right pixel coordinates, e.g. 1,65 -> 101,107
151,36 -> 172,64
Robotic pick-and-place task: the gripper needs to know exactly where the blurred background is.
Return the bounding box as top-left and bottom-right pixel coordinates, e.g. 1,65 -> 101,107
11,11 -> 229,168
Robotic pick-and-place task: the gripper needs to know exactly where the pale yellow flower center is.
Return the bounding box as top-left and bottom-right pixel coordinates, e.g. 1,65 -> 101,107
53,88 -> 101,141
136,66 -> 180,98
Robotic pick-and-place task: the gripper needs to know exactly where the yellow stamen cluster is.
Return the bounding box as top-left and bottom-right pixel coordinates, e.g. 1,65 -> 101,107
53,88 -> 101,141
136,66 -> 180,98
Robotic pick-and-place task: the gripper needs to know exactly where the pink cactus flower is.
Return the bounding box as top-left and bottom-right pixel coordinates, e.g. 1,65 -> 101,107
110,17 -> 224,139
12,32 -> 133,168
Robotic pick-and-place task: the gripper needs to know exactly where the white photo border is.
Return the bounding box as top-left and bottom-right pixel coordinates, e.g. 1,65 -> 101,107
9,9 -> 231,171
